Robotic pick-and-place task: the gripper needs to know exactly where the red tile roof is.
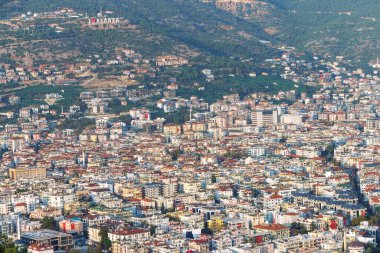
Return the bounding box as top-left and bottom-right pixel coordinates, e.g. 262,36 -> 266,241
253,224 -> 289,231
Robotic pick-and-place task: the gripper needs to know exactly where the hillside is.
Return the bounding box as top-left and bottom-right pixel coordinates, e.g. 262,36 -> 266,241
0,0 -> 378,76
210,0 -> 380,64
1,0 -> 378,65
0,0 -> 278,63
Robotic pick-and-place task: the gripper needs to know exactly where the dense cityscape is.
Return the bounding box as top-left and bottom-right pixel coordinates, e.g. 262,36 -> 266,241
0,2 -> 380,253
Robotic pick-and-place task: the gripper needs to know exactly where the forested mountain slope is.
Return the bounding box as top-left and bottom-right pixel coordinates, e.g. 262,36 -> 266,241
1,0 -> 279,61
1,0 -> 378,64
211,0 -> 380,63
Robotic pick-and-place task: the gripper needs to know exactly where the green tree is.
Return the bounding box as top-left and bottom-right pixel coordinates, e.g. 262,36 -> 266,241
149,225 -> 157,236
109,98 -> 121,107
68,249 -> 82,253
310,222 -> 318,231
57,118 -> 95,134
41,216 -> 55,229
88,245 -> 102,253
166,214 -> 180,222
100,237 -> 111,251
160,203 -> 167,214
66,73 -> 76,79
211,174 -> 217,184
201,220 -> 213,235
322,144 -> 336,162
290,222 -> 308,236
79,101 -> 88,113
117,115 -> 132,126
0,235 -> 16,253
369,215 -> 379,226
4,248 -> 16,253
170,149 -> 181,161
15,188 -> 28,194
17,247 -> 27,253
351,216 -> 368,226
364,244 -> 380,253
99,227 -> 111,250
224,150 -> 245,159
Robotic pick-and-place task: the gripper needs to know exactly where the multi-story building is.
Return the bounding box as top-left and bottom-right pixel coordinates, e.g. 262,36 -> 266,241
281,114 -> 303,125
0,219 -> 14,237
253,224 -> 290,239
162,178 -> 178,197
366,119 -> 380,131
59,219 -> 84,235
9,167 -> 46,180
108,228 -> 150,242
48,194 -> 76,209
247,146 -> 267,157
28,243 -> 54,253
275,232 -> 342,253
19,107 -> 33,119
262,194 -> 284,209
82,215 -> 110,230
156,55 -> 188,67
20,229 -> 73,251
141,183 -> 162,198
111,239 -> 148,253
0,203 -> 11,215
251,109 -> 279,127
163,124 -> 182,136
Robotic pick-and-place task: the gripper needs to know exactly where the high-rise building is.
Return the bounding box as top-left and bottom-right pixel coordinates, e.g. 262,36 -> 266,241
251,109 -> 279,127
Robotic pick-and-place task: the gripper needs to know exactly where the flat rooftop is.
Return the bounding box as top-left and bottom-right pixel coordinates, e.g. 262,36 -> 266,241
21,229 -> 72,240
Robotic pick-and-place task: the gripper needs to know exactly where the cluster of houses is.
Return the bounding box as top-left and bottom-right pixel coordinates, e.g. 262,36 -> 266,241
0,7 -> 379,253
0,64 -> 378,252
